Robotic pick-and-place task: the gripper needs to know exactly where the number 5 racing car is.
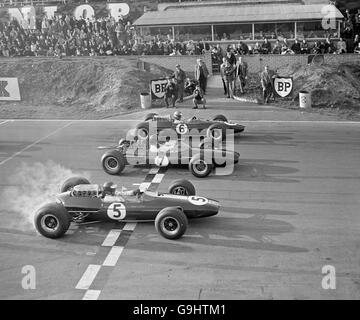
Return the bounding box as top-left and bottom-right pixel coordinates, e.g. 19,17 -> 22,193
34,176 -> 220,240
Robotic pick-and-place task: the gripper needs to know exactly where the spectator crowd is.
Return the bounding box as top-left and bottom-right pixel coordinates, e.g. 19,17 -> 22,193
0,6 -> 359,58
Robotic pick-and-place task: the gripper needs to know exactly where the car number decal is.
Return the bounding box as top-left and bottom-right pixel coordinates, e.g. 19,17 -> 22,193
176,123 -> 188,135
188,196 -> 209,206
107,203 -> 126,220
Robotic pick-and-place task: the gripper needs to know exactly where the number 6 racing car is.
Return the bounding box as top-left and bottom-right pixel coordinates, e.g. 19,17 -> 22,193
34,176 -> 220,240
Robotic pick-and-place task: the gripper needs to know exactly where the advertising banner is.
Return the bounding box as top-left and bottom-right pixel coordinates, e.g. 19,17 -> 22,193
150,79 -> 168,100
0,78 -> 21,101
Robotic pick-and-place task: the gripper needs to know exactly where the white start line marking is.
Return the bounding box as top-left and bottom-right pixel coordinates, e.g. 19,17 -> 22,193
75,264 -> 101,290
77,167 -> 165,300
102,246 -> 124,267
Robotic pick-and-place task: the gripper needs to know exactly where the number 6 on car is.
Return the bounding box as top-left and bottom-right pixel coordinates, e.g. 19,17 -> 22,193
107,203 -> 126,220
176,123 -> 188,135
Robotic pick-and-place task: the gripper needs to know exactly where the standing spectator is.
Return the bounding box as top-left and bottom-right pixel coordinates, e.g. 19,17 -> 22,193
337,38 -> 347,54
192,83 -> 206,109
261,38 -> 272,54
291,39 -> 301,54
260,65 -> 275,104
195,58 -> 209,95
164,77 -> 177,108
272,40 -> 282,54
300,39 -> 309,54
324,38 -> 335,54
173,64 -> 186,103
225,48 -> 237,66
223,60 -> 236,99
238,41 -> 249,55
219,57 -> 228,96
235,56 -> 248,95
354,42 -> 360,54
252,42 -> 260,54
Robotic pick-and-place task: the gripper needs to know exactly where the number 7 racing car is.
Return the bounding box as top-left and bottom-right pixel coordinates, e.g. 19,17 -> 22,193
34,176 -> 220,240
99,136 -> 240,178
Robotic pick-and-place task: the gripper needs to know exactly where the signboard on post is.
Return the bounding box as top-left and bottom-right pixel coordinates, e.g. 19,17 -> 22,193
150,79 -> 167,100
273,77 -> 293,98
0,78 -> 21,101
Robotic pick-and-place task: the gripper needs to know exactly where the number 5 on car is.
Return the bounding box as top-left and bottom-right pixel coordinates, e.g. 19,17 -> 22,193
107,203 -> 126,220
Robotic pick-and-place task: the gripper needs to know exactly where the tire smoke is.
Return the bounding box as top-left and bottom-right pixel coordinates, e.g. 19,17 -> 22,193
0,161 -> 90,231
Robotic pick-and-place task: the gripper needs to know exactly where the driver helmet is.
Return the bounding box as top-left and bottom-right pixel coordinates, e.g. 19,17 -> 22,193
103,181 -> 117,195
173,110 -> 182,121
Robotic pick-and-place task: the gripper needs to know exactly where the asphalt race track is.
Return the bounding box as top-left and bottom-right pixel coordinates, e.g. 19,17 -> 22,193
0,105 -> 360,299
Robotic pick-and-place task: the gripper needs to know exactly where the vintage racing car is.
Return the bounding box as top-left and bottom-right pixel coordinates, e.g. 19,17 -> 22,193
135,113 -> 245,141
34,176 -> 219,240
99,136 -> 240,178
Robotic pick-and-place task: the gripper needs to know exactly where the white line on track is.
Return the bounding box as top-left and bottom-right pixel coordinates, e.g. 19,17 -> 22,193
82,290 -> 101,300
123,222 -> 137,231
0,121 -> 72,166
101,229 -> 122,247
102,246 -> 124,267
0,120 -> 9,126
75,264 -> 101,290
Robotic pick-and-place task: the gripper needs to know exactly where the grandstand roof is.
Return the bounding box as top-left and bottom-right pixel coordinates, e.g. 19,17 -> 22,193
134,4 -> 343,26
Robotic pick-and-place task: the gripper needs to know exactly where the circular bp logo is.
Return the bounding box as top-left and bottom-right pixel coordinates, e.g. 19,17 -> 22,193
107,203 -> 126,220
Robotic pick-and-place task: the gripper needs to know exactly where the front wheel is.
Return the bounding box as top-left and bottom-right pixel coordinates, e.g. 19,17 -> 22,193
189,154 -> 213,178
101,150 -> 126,175
34,203 -> 71,239
168,179 -> 196,196
155,207 -> 188,240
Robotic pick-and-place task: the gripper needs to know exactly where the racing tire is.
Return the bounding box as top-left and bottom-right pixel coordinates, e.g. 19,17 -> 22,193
60,176 -> 90,193
189,153 -> 213,178
207,123 -> 225,142
136,124 -> 150,140
155,207 -> 188,240
101,150 -> 126,175
213,114 -> 228,122
144,113 -> 158,121
34,203 -> 71,239
168,179 -> 196,196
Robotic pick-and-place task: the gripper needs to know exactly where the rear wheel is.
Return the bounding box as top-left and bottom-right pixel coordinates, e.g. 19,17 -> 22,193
34,203 -> 71,239
155,208 -> 188,240
101,150 -> 126,175
60,176 -> 90,193
213,114 -> 228,122
168,179 -> 196,196
189,154 -> 213,178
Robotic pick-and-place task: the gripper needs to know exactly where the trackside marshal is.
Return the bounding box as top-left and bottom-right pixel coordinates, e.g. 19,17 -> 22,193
0,78 -> 21,101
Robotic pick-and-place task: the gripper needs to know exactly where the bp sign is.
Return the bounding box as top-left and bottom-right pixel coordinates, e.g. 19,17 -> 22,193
150,79 -> 168,100
273,77 -> 293,98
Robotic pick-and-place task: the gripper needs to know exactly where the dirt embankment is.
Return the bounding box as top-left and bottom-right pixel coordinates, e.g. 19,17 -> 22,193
243,61 -> 360,119
0,57 -> 171,119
